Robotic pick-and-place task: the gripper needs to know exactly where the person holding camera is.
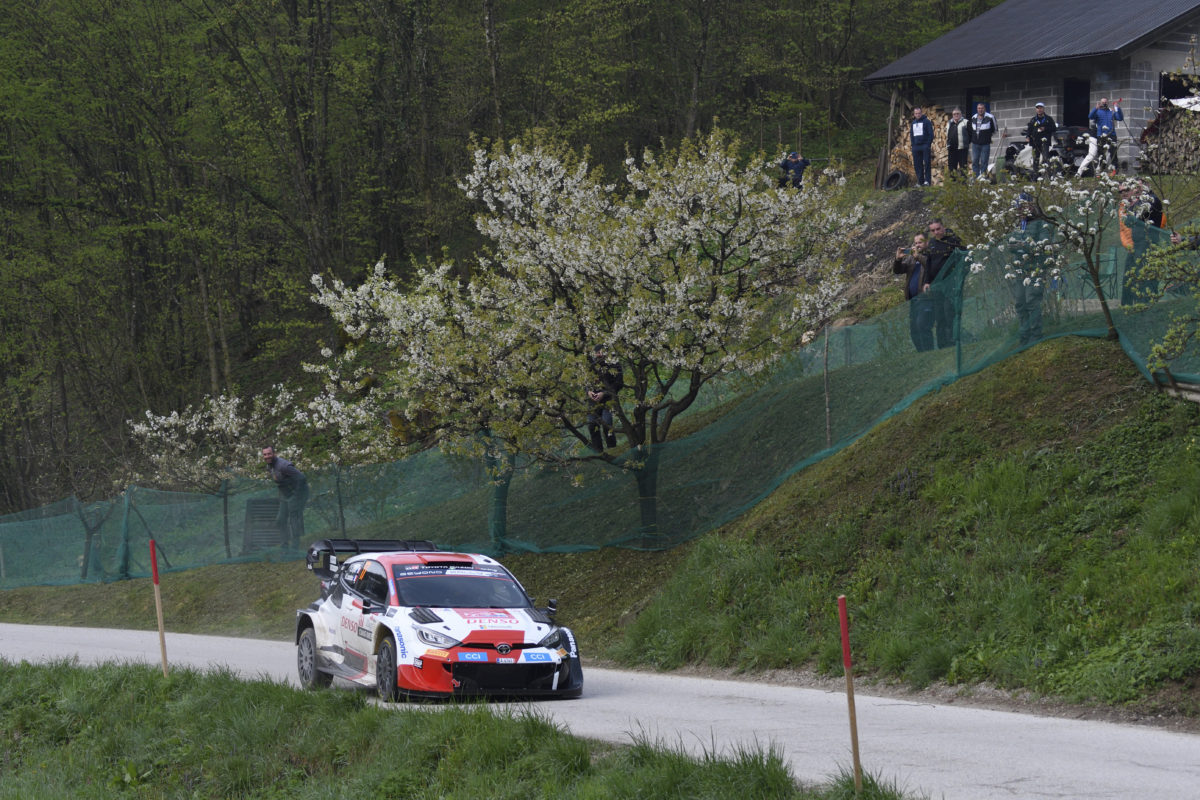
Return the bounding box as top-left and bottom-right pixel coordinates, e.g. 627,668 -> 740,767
893,234 -> 934,352
778,151 -> 812,189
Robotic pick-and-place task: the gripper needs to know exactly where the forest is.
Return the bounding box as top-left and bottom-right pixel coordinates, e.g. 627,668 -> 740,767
0,0 -> 999,513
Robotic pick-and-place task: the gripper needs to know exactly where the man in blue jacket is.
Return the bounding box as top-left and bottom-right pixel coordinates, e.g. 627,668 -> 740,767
1084,97 -> 1123,174
910,107 -> 934,186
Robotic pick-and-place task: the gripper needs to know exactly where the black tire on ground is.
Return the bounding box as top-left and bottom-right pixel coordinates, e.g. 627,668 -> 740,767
377,636 -> 401,702
883,170 -> 909,191
297,627 -> 332,689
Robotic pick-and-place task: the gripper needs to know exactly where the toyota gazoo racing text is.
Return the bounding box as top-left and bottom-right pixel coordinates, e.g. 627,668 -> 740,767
295,538 -> 583,700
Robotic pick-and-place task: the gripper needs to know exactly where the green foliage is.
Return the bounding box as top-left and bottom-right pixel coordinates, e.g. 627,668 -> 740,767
615,338 -> 1200,712
0,661 -> 916,799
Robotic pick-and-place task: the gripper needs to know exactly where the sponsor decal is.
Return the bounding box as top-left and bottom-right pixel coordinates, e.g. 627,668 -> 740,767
424,648 -> 449,659
497,657 -> 515,664
395,634 -> 408,659
456,608 -> 517,625
457,652 -> 488,662
524,652 -> 551,663
340,616 -> 358,635
357,625 -> 372,641
413,658 -> 424,669
562,628 -> 578,658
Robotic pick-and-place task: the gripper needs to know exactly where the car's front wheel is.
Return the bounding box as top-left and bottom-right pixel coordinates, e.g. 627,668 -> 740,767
377,636 -> 401,702
297,627 -> 332,689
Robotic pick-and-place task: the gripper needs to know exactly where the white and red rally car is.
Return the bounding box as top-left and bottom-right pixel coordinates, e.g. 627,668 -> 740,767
295,539 -> 583,700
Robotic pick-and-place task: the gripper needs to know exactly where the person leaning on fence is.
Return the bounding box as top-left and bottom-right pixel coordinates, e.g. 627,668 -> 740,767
910,107 -> 934,187
1120,180 -> 1166,306
945,108 -> 971,177
969,103 -> 998,178
893,233 -> 934,352
924,219 -> 967,349
778,151 -> 812,189
585,346 -> 624,451
1006,193 -> 1051,346
1024,102 -> 1057,174
262,445 -> 309,549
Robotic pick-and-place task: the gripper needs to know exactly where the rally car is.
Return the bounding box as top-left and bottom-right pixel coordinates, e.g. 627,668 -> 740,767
295,538 -> 583,700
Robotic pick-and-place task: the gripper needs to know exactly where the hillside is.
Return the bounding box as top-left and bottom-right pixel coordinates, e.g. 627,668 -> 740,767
4,334 -> 1199,731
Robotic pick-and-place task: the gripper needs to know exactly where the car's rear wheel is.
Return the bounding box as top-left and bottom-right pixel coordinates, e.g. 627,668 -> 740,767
377,636 -> 401,702
297,627 -> 332,689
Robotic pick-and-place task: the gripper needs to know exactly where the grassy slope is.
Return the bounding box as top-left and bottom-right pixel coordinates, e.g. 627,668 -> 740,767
3,336 -> 1199,721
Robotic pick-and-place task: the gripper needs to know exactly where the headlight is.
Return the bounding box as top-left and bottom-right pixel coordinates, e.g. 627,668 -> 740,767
536,628 -> 563,649
416,628 -> 461,648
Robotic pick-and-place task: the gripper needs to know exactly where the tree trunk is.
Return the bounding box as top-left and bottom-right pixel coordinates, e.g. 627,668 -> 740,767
484,448 -> 513,555
633,445 -> 660,545
482,0 -> 503,137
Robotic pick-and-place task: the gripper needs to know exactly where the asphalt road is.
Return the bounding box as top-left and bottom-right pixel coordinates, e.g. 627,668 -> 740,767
3,622 -> 1199,799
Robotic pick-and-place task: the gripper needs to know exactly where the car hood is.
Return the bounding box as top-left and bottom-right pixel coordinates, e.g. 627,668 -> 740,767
405,606 -> 554,645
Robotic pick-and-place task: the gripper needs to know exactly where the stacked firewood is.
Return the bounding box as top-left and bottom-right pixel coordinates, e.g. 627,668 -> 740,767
886,105 -> 963,186
1140,106 -> 1200,174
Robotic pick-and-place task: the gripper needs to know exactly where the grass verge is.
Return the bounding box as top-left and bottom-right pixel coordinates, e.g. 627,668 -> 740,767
0,660 -> 917,799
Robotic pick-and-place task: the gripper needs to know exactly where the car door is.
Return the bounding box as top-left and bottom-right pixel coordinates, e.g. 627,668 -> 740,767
336,559 -> 389,678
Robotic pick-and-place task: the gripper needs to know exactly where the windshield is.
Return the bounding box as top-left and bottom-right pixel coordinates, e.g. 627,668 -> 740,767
391,564 -> 530,608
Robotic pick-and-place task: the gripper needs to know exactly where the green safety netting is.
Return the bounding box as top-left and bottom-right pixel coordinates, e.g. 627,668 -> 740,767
2,214 -> 1195,589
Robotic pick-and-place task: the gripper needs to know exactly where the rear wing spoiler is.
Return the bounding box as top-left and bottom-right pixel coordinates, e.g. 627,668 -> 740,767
305,538 -> 439,579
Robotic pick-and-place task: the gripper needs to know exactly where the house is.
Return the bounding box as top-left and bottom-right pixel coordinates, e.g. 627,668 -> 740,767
863,0 -> 1200,171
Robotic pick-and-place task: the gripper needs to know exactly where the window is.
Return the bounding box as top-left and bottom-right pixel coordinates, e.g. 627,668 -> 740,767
354,560 -> 390,604
965,87 -> 991,114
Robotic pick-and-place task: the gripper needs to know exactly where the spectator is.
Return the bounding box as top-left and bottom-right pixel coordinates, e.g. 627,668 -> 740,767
893,234 -> 934,352
586,346 -> 623,451
1024,102 -> 1058,174
1006,193 -> 1051,346
910,106 -> 934,186
261,445 -> 309,549
969,102 -> 998,178
925,219 -> 967,349
945,108 -> 971,177
1083,97 -> 1123,175
778,151 -> 812,189
1120,180 -> 1166,305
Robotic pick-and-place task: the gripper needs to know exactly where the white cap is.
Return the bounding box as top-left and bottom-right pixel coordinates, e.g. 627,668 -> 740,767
1035,102 -> 1045,108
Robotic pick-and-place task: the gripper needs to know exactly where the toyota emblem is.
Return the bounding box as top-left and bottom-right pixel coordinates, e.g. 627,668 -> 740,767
496,643 -> 512,655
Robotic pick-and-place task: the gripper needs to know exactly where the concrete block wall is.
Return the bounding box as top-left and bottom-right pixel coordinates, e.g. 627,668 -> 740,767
922,54 -> 1150,171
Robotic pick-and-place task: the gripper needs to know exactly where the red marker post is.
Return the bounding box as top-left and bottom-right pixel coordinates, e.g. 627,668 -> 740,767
838,595 -> 862,794
150,539 -> 169,677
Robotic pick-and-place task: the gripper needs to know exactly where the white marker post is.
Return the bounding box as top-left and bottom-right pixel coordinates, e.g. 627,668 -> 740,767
150,539 -> 169,677
838,594 -> 862,795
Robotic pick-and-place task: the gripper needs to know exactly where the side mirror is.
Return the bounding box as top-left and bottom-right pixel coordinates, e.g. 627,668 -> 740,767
544,598 -> 558,620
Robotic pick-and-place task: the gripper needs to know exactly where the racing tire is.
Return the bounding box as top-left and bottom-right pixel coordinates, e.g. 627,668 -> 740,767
376,636 -> 401,702
297,627 -> 332,689
882,170 -> 909,191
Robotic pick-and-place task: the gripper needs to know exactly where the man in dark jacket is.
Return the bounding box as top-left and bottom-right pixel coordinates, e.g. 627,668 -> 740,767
1025,102 -> 1058,174
262,446 -> 309,549
893,233 -> 933,351
778,151 -> 812,188
910,107 -> 934,186
925,219 -> 966,349
969,103 -> 998,178
585,346 -> 623,451
945,108 -> 971,176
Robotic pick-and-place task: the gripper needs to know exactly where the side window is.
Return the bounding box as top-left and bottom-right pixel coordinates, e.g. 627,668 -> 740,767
356,560 -> 390,605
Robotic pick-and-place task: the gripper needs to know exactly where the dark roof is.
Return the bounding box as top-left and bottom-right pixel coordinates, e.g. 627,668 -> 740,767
864,0 -> 1200,84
